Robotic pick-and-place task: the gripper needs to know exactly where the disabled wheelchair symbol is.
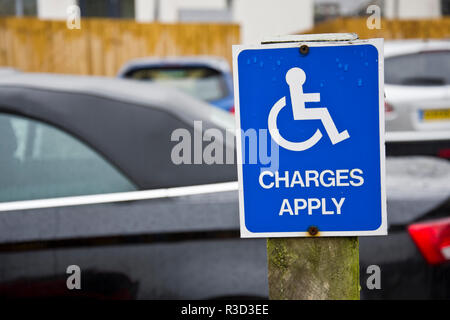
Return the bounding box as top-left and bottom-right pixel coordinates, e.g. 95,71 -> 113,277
268,67 -> 350,151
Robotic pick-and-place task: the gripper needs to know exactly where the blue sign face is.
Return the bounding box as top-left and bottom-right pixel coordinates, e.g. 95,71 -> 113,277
232,40 -> 387,237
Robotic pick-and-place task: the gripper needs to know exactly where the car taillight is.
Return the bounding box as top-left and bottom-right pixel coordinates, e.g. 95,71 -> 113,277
437,148 -> 450,159
408,217 -> 450,265
230,105 -> 235,114
384,101 -> 394,114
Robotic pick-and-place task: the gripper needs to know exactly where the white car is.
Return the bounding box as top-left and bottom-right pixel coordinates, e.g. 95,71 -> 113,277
384,40 -> 450,137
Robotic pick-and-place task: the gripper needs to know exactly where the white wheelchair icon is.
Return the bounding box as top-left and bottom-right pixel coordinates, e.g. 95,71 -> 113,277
268,67 -> 350,151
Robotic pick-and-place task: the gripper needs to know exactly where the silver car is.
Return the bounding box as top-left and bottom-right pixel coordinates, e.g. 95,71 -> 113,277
384,40 -> 450,135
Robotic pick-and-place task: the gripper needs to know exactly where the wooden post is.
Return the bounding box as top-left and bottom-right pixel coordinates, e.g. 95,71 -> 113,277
267,237 -> 360,300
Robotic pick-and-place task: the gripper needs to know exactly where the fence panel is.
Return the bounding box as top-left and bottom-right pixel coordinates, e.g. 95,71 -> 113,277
303,17 -> 450,40
0,17 -> 240,76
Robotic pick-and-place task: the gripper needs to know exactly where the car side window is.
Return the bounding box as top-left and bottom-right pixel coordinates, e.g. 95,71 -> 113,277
385,50 -> 450,86
124,66 -> 229,102
0,113 -> 137,202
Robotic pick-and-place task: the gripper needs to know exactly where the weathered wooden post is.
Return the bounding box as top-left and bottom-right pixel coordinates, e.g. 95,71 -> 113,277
267,237 -> 360,300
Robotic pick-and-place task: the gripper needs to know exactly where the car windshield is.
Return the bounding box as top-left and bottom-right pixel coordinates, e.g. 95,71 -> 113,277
385,50 -> 450,86
124,66 -> 229,102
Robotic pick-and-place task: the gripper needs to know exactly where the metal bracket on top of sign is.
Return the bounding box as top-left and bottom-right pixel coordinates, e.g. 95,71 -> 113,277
260,33 -> 359,45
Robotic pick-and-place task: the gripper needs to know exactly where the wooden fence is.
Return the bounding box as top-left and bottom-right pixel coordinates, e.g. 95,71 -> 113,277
303,17 -> 450,40
1,17 -> 448,76
0,17 -> 240,76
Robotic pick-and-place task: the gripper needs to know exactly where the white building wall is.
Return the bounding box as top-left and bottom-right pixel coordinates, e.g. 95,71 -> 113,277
35,0 -> 226,22
139,0 -> 313,43
384,0 -> 442,19
37,0 -> 76,19
34,0 -> 314,44
157,0 -> 226,23
232,0 -> 313,44
135,0 -> 155,22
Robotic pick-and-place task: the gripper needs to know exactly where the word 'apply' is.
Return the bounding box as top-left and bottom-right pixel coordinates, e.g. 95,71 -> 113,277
258,169 -> 364,217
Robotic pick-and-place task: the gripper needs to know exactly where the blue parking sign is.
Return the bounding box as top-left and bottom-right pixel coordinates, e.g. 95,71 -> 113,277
232,38 -> 387,237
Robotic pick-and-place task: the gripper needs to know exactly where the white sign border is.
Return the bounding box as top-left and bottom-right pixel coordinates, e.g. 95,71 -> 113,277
232,38 -> 387,238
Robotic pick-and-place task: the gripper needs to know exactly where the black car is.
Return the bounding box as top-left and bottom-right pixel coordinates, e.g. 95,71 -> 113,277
0,72 -> 448,299
359,156 -> 450,299
0,71 -> 267,299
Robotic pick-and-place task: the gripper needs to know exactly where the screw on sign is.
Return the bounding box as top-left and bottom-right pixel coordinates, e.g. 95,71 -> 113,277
232,33 -> 387,299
